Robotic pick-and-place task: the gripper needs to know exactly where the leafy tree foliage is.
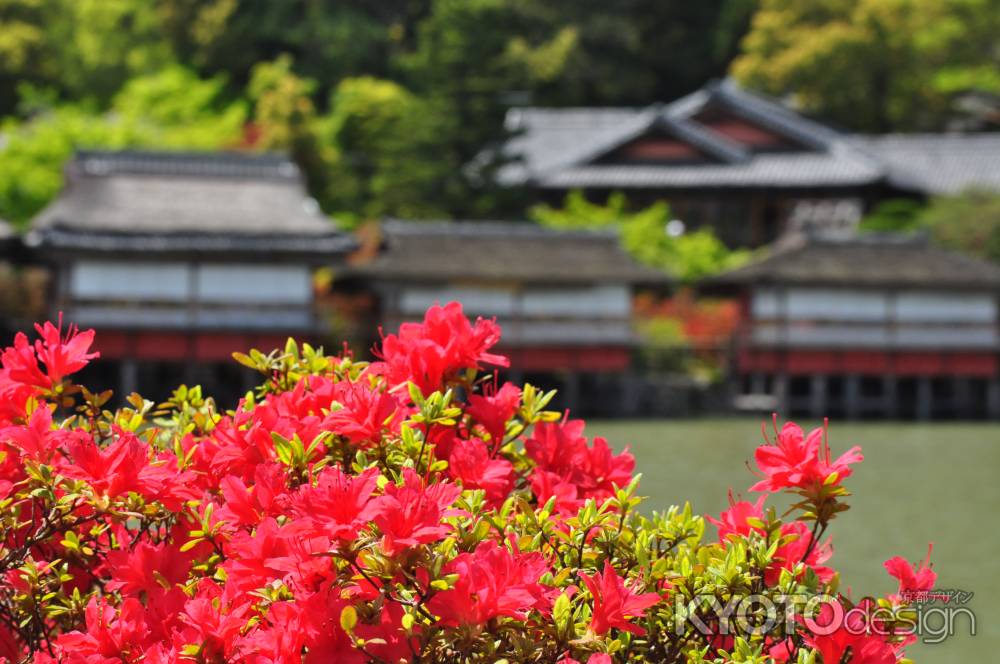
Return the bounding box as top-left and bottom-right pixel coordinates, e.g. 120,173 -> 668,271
922,189 -> 1000,263
0,0 -> 762,227
1,0 -> 996,227
0,66 -> 244,226
531,191 -> 750,282
731,0 -> 1000,131
859,190 -> 1000,263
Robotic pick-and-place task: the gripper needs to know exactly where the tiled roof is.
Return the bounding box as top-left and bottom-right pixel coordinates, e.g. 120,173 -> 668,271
351,220 -> 667,284
28,150 -> 355,255
499,80 -> 1000,194
851,134 -> 1000,194
705,234 -> 1000,290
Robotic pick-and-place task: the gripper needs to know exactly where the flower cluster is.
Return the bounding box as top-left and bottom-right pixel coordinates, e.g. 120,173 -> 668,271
0,303 -> 936,663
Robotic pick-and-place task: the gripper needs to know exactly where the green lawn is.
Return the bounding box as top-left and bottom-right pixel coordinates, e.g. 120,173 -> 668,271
587,418 -> 998,664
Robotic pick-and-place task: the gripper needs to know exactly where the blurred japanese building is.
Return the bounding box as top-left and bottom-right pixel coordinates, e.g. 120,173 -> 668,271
341,220 -> 667,415
25,150 -> 356,402
9,75 -> 1000,419
705,234 -> 1000,420
499,80 -> 1000,248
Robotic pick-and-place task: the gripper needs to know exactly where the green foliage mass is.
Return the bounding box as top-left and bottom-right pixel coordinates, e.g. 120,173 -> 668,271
731,0 -> 1000,132
859,190 -> 1000,264
0,68 -> 245,226
922,189 -> 1000,263
0,0 -> 996,227
531,191 -> 750,282
0,0 -> 753,228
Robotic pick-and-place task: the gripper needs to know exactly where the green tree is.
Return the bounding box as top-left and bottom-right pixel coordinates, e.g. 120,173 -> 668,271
922,189 -> 1000,263
321,77 -> 449,225
858,198 -> 925,233
0,67 -> 245,227
512,0 -> 755,106
0,0 -> 48,115
399,0 -> 583,216
44,0 -> 174,105
112,65 -> 246,147
157,0 -> 429,93
731,0 -> 1000,132
531,191 -> 749,282
246,55 -> 333,204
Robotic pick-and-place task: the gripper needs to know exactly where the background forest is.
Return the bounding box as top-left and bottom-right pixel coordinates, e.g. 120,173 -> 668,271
1,0 -> 999,245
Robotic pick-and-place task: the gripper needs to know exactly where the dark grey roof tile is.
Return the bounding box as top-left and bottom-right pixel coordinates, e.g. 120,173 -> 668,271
352,220 -> 667,284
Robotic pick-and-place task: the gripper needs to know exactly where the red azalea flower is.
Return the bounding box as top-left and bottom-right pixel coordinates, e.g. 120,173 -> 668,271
447,437 -> 515,507
218,463 -> 291,527
885,544 -> 936,597
1,405 -> 61,463
801,599 -> 899,664
560,654 -> 613,664
428,540 -> 553,626
527,419 -> 635,508
708,495 -> 833,584
530,468 -> 583,516
174,597 -> 249,661
750,421 -> 862,493
60,431 -> 150,499
32,319 -> 99,385
1,332 -> 49,389
56,597 -> 150,661
466,381 -> 521,445
324,379 -> 400,448
105,541 -> 192,596
291,466 -> 383,542
769,521 -> 834,585
373,302 -> 509,396
707,492 -> 767,541
580,561 -> 661,635
223,517 -> 294,593
373,468 -> 463,555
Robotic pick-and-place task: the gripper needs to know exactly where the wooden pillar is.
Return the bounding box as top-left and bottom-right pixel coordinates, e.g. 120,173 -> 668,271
120,359 -> 138,398
809,374 -> 827,419
619,371 -> 640,417
562,371 -> 580,415
844,375 -> 861,420
916,377 -> 933,421
953,377 -> 972,419
773,373 -> 789,417
883,375 -> 898,420
987,379 -> 1000,420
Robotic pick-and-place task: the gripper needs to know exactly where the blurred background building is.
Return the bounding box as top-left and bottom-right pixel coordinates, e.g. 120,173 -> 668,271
24,150 -> 356,402
1,0 -> 999,419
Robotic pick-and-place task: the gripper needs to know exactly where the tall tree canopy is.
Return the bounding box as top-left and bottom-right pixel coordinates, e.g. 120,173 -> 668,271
1,0 -> 996,227
731,0 -> 1000,132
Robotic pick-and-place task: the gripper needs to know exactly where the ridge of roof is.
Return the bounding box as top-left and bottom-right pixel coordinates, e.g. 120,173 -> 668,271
499,81 -> 893,189
72,149 -> 301,180
29,150 -> 345,246
705,233 -> 1000,289
380,218 -> 620,239
359,219 -> 669,285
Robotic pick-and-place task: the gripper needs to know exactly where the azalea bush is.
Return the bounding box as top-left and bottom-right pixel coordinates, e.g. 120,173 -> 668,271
0,304 -> 938,663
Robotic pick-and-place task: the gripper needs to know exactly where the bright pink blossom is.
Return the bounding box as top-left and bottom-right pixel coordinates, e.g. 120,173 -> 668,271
373,301 -> 509,396
291,466 -> 383,542
32,320 -> 99,384
447,437 -> 515,507
885,545 -> 936,599
467,381 -> 521,444
580,561 -> 661,635
750,421 -> 862,493
374,468 -> 463,555
428,540 -> 553,626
